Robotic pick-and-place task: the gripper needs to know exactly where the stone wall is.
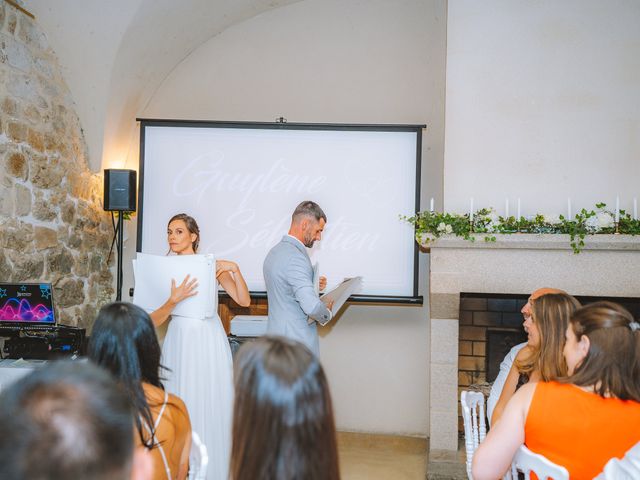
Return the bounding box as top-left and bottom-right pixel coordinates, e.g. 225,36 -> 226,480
0,2 -> 113,328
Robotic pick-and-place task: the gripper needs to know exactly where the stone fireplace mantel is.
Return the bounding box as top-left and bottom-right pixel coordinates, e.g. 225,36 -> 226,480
423,233 -> 640,251
426,234 -> 640,476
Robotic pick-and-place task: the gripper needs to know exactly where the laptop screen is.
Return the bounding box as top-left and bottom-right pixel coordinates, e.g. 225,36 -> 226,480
0,283 -> 56,325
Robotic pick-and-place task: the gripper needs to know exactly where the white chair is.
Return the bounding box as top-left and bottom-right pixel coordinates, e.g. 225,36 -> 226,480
188,431 -> 209,480
461,390 -> 487,480
595,441 -> 640,480
506,445 -> 568,480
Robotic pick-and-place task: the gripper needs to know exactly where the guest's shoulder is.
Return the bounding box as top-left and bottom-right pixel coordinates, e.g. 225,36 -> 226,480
508,342 -> 527,358
167,393 -> 189,414
537,381 -> 616,402
536,380 -> 572,394
167,393 -> 191,426
515,380 -> 539,400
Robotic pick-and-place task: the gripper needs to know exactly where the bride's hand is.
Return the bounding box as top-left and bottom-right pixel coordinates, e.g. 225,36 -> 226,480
169,275 -> 198,305
216,260 -> 238,278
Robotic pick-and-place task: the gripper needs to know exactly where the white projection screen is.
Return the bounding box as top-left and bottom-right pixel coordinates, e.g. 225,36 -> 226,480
137,120 -> 423,303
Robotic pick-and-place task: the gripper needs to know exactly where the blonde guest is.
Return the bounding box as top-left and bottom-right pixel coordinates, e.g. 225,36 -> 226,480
491,292 -> 580,425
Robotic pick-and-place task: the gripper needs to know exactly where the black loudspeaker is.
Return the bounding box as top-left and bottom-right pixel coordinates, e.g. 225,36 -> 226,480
104,169 -> 137,211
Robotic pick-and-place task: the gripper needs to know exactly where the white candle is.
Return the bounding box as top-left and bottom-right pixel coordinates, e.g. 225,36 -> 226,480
430,197 -> 434,212
615,196 -> 620,223
505,198 -> 509,218
634,197 -> 638,221
567,198 -> 572,219
517,198 -> 521,220
470,198 -> 474,223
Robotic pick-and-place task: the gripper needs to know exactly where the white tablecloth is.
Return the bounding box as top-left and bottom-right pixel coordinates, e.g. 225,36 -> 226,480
0,358 -> 47,392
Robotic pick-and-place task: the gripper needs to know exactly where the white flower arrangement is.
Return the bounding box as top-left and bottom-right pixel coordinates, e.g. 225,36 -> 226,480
585,211 -> 615,232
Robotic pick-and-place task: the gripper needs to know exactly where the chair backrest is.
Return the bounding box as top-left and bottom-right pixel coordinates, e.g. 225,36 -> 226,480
508,445 -> 569,480
594,441 -> 640,480
188,431 -> 209,480
460,390 -> 487,480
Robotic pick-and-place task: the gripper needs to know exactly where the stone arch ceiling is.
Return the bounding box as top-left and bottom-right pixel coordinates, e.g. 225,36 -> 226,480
24,0 -> 301,171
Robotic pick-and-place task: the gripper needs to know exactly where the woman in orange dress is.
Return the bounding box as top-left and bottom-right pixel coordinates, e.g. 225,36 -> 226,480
473,301 -> 640,480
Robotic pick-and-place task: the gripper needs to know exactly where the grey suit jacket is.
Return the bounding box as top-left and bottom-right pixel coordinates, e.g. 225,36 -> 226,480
263,235 -> 331,356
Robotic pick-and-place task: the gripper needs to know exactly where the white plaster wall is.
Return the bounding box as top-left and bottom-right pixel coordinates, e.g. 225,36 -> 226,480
444,0 -> 640,216
128,0 -> 448,436
25,0 -> 301,171
25,0 -> 143,169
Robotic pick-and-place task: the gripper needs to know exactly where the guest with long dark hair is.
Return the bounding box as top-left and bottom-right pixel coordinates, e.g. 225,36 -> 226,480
230,336 -> 340,480
473,302 -> 640,479
89,302 -> 191,480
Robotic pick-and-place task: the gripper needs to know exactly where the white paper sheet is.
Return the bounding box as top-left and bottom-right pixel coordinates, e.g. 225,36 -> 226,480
315,276 -> 363,325
132,253 -> 216,319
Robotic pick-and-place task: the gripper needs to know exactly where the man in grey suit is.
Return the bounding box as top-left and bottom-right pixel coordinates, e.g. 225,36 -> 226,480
263,201 -> 334,356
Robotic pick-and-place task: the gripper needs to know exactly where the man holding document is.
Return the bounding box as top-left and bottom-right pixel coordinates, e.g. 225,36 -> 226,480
263,201 -> 334,356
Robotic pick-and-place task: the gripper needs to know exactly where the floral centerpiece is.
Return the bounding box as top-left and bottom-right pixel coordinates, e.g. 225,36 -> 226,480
401,203 -> 640,253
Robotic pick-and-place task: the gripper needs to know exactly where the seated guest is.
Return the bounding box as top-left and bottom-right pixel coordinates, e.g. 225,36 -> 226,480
491,292 -> 580,425
230,336 -> 340,480
473,302 -> 640,480
487,287 -> 566,422
89,302 -> 191,480
0,361 -> 152,480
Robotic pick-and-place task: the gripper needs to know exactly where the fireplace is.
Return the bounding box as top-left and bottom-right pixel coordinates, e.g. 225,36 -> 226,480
457,293 -> 528,432
426,234 -> 640,478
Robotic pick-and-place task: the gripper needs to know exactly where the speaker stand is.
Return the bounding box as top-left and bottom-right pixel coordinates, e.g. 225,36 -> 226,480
116,211 -> 124,301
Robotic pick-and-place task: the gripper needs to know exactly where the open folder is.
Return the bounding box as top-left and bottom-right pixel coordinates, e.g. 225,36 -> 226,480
309,276 -> 363,326
132,253 -> 216,319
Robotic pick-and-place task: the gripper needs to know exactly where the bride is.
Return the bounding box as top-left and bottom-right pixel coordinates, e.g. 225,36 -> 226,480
150,213 -> 250,480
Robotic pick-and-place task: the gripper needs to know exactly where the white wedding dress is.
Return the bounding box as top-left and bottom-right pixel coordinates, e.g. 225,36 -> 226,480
161,281 -> 233,480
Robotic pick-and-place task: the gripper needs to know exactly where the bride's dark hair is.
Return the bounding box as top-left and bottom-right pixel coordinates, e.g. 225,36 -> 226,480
167,213 -> 200,253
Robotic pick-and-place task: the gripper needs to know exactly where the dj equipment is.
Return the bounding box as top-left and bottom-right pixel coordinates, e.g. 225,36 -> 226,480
103,169 -> 137,212
0,324 -> 85,360
0,282 -> 85,359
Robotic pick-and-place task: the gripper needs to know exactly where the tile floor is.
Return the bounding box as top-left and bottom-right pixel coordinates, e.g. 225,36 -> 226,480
338,432 -> 428,480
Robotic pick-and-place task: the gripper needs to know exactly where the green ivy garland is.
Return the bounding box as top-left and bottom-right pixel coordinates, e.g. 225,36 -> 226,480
401,203 -> 640,254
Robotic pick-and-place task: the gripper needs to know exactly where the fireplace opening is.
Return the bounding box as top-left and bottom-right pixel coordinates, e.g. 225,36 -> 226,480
486,329 -> 528,382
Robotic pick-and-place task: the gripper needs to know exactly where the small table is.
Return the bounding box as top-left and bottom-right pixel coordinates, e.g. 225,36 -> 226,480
0,358 -> 47,393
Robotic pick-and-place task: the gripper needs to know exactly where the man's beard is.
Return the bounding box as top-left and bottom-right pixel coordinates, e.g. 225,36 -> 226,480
303,232 -> 315,248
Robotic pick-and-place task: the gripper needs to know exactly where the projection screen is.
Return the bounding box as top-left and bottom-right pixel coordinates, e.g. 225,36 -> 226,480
137,120 -> 423,303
